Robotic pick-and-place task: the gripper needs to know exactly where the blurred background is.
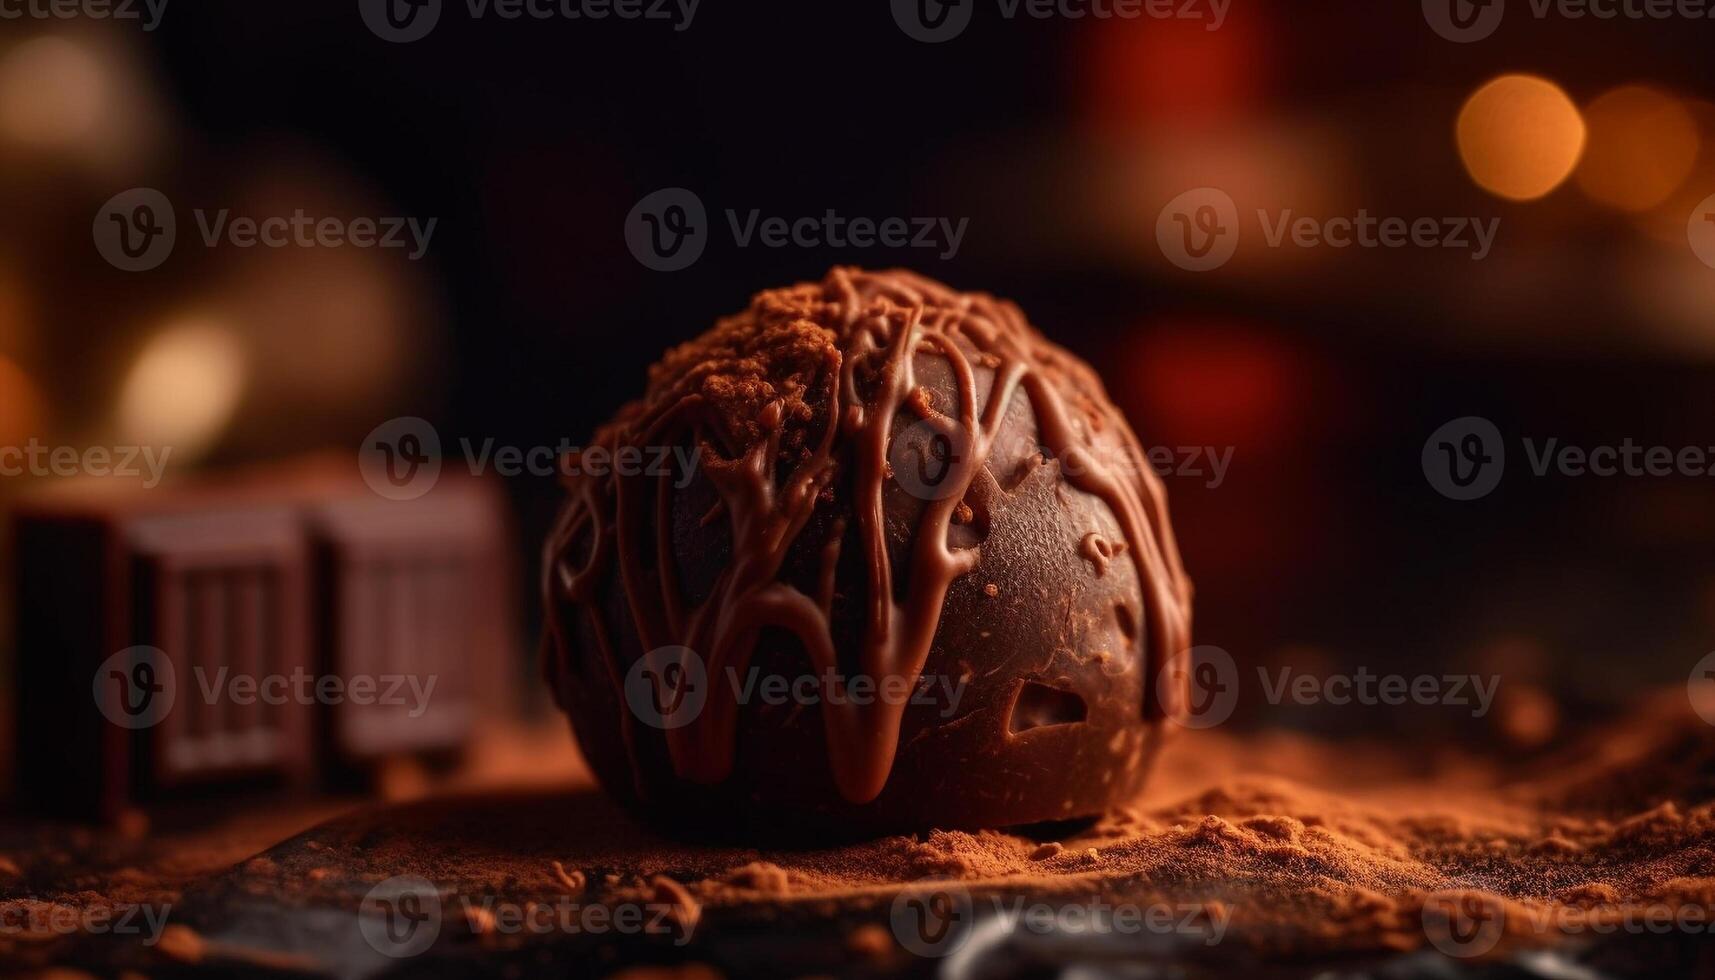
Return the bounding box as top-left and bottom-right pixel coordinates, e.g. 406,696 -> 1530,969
3,0 -> 1715,787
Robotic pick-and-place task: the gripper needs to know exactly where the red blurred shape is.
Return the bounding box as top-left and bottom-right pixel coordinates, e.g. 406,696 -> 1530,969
1124,322 -> 1303,454
1078,10 -> 1270,135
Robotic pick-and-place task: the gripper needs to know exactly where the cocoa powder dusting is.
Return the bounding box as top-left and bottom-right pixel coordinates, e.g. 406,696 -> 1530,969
4,693 -> 1713,970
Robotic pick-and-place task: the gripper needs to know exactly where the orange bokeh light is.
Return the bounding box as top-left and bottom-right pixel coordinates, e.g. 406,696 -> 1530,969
1576,85 -> 1700,212
1456,75 -> 1586,201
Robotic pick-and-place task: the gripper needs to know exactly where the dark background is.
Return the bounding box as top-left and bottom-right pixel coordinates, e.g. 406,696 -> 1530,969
5,0 -> 1715,749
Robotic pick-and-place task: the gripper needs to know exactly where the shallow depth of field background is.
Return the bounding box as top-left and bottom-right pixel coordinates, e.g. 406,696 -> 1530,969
3,1 -> 1714,764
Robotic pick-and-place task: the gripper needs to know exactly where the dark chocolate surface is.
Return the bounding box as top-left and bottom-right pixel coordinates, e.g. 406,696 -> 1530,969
543,269 -> 1193,833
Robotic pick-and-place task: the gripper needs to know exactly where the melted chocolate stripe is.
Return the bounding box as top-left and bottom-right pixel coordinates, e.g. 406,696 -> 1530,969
543,269 -> 1193,806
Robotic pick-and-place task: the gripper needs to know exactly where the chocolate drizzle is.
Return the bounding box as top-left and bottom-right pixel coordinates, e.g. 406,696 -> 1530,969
543,268 -> 1192,806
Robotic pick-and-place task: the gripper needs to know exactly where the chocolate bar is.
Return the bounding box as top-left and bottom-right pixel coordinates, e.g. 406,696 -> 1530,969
12,458 -> 516,818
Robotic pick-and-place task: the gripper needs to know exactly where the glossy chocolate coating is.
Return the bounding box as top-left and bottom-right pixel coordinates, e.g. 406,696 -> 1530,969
542,269 -> 1192,834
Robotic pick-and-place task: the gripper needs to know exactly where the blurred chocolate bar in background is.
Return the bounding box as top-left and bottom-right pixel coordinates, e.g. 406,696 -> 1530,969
11,457 -> 518,819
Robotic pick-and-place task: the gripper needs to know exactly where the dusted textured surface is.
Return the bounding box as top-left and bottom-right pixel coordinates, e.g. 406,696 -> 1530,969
541,268 -> 1192,833
8,695 -> 1714,978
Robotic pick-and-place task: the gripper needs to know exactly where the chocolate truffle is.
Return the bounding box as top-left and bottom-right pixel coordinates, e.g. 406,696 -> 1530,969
542,268 -> 1192,834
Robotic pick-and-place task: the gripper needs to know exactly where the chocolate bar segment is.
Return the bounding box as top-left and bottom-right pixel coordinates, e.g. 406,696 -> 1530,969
309,484 -> 513,775
13,460 -> 517,817
127,509 -> 314,794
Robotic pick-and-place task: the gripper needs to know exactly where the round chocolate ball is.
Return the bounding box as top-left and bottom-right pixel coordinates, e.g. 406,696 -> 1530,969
542,268 -> 1192,835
